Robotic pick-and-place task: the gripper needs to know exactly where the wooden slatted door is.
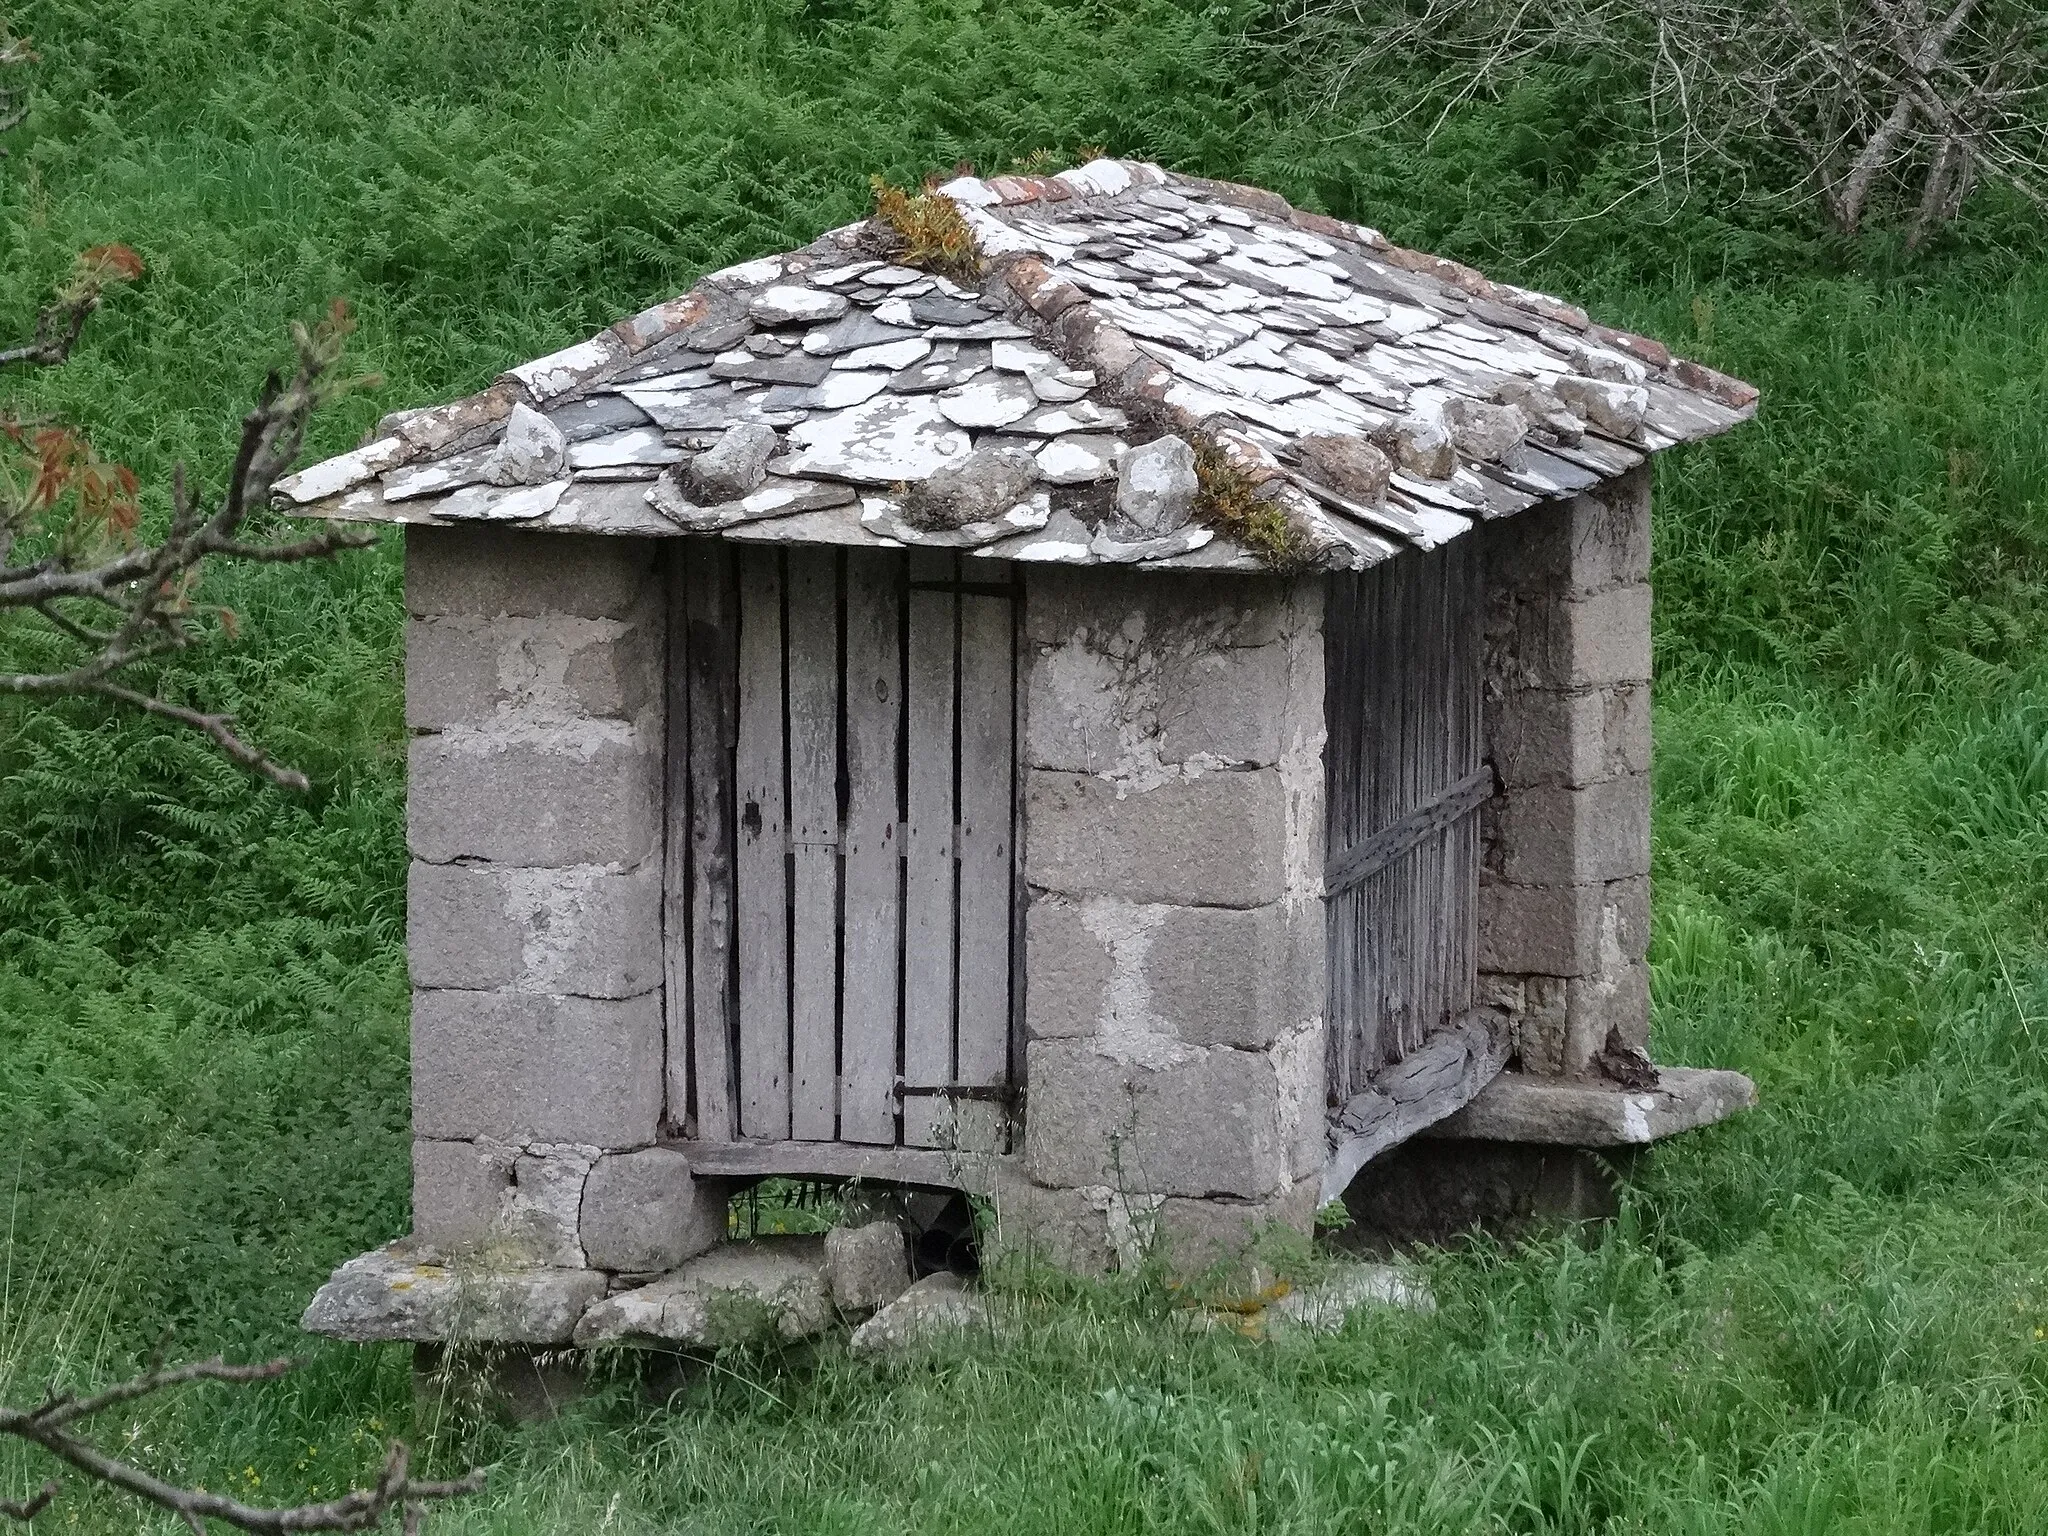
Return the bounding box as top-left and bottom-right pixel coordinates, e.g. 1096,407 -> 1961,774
1323,538 -> 1486,1109
663,542 -> 1019,1160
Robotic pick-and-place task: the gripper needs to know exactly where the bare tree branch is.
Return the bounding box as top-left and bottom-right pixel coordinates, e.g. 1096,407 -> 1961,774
1,25 -> 380,787
1,286 -> 379,787
1270,0 -> 2048,247
0,25 -> 32,141
1,1355 -> 483,1533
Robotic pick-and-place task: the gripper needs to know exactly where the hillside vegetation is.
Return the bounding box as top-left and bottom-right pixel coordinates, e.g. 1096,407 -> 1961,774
3,2 -> 2046,1531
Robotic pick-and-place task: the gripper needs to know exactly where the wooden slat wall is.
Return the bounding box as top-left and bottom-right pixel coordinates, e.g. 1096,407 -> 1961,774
682,543 -> 739,1142
734,549 -> 790,1137
784,549 -> 841,1142
954,586 -> 1016,1153
1325,539 -> 1482,1108
668,547 -> 1019,1155
660,546 -> 693,1139
839,551 -> 906,1145
902,552 -> 959,1148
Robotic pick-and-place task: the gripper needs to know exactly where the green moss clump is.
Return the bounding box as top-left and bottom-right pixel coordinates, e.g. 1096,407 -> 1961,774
1191,438 -> 1311,570
869,176 -> 981,280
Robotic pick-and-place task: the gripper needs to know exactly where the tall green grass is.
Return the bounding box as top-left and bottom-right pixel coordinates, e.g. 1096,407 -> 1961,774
4,1 -> 2047,1530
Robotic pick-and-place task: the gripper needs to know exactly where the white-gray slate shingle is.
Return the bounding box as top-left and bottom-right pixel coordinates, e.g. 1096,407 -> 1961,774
275,160 -> 1757,571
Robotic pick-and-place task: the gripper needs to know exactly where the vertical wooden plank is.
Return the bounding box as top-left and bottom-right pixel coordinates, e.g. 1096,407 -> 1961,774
954,587 -> 1015,1153
685,542 -> 739,1141
840,551 -> 903,1145
785,549 -> 841,1141
902,553 -> 957,1149
735,548 -> 790,1139
660,543 -> 692,1138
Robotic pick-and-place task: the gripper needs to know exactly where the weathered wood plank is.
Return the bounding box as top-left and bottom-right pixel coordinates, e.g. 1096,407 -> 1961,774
954,588 -> 1015,1153
784,548 -> 841,1141
734,548 -> 790,1139
902,552 -> 957,1149
839,551 -> 904,1145
1319,1013 -> 1506,1205
1324,538 -> 1483,1098
677,1139 -> 1015,1194
660,543 -> 692,1137
684,542 -> 739,1142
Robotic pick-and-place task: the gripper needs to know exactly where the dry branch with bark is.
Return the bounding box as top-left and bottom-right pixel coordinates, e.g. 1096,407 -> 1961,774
1,29 -> 376,789
1278,0 -> 2048,246
1,1355 -> 482,1534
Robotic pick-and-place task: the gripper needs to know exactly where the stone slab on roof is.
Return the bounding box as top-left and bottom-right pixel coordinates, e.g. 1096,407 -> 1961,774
277,160 -> 1757,572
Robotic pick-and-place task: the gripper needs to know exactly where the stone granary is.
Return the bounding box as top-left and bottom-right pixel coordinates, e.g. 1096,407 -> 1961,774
288,159 -> 1760,1346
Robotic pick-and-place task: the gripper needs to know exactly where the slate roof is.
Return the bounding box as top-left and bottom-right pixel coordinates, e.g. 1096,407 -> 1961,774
276,159 -> 1757,571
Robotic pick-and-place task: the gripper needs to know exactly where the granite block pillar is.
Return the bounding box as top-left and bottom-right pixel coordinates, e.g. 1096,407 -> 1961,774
1478,468 -> 1654,1076
1004,569 -> 1328,1275
402,526 -> 725,1271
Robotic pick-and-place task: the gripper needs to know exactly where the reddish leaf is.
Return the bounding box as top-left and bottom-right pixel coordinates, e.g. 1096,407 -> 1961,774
78,244 -> 145,282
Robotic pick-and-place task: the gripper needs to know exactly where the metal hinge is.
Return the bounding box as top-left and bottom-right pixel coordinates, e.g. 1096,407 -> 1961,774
892,1079 -> 1022,1107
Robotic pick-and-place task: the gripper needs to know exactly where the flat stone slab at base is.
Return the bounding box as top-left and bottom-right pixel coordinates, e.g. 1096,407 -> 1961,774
574,1234 -> 832,1346
848,1273 -> 990,1356
1424,1066 -> 1757,1147
302,1243 -> 605,1344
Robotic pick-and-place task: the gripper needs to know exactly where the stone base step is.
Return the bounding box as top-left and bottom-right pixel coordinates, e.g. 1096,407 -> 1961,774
302,1221 -> 914,1347
1423,1065 -> 1756,1146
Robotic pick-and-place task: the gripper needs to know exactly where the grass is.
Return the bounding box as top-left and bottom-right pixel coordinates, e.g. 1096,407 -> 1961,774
3,0 -> 2047,1530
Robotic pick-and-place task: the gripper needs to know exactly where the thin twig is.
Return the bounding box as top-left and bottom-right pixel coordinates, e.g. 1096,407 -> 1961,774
1,1356 -> 484,1533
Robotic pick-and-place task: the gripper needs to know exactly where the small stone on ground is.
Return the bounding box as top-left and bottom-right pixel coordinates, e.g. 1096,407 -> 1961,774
824,1221 -> 913,1314
848,1273 -> 989,1356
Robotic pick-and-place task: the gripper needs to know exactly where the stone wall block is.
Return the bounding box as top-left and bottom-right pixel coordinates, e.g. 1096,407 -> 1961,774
1487,775 -> 1650,886
1156,643 -> 1293,766
1506,586 -> 1651,691
1477,880 -> 1603,976
1023,567 -> 1294,649
983,1179 -> 1118,1276
408,726 -> 659,868
1155,1182 -> 1317,1278
1606,683 -> 1652,778
579,1148 -> 729,1273
1023,1039 -> 1291,1200
1569,466 -> 1652,593
1023,895 -> 1116,1041
1478,873 -> 1650,977
406,613 -> 659,730
408,860 -> 662,997
1492,686 -> 1651,790
1024,769 -> 1288,907
413,989 -> 663,1146
1560,585 -> 1652,688
1143,902 -> 1325,1051
413,1138 -> 515,1257
1507,975 -> 1570,1075
1605,874 -> 1651,965
404,525 -> 658,620
1565,960 -> 1651,1069
1025,628 -> 1294,775
503,1144 -> 599,1268
1487,469 -> 1650,601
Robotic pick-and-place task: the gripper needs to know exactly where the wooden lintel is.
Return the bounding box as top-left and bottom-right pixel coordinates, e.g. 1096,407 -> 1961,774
674,1140 -> 1018,1194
